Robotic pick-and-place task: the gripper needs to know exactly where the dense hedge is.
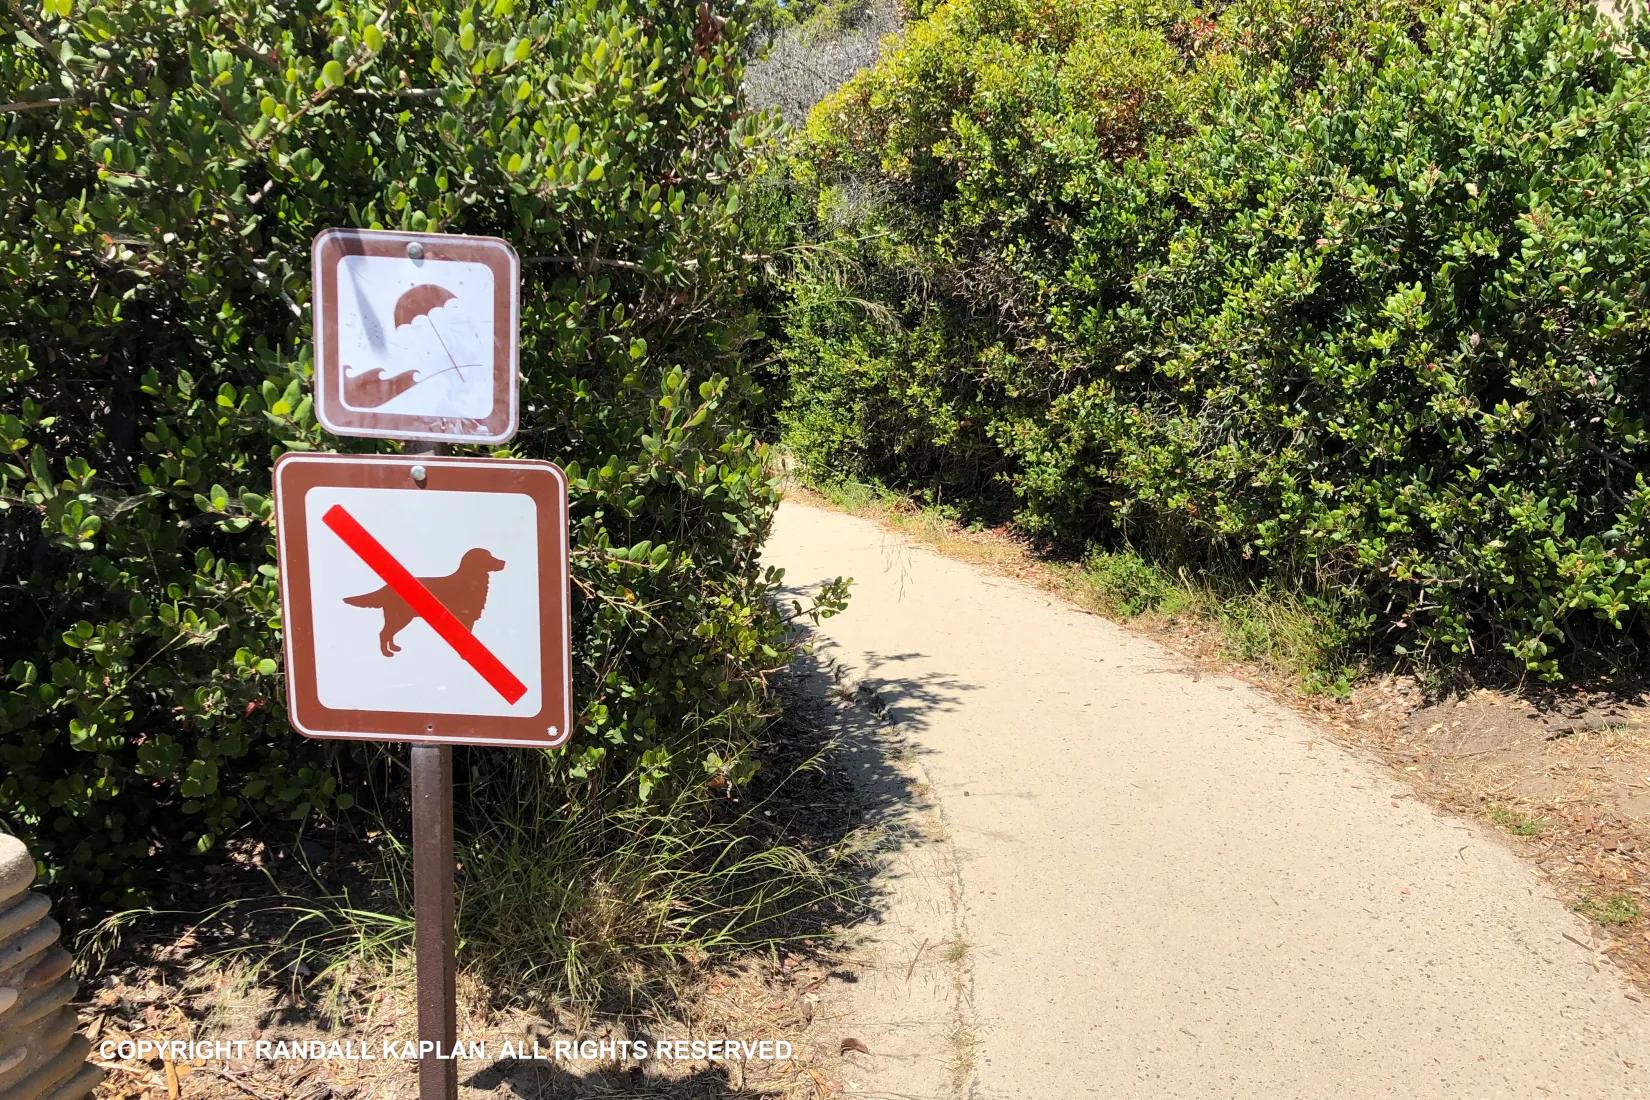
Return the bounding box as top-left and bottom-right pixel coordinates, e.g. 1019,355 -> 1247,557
1,0 -> 804,897
781,0 -> 1204,503
782,0 -> 1650,678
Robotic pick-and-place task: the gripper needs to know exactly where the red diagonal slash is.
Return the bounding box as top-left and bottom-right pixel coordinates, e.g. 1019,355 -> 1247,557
322,504 -> 528,704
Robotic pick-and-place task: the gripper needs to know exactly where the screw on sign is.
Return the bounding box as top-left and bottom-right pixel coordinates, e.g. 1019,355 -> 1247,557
284,226 -> 548,1100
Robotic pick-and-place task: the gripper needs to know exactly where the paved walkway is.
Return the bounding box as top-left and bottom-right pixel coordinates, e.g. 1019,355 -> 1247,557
766,500 -> 1650,1099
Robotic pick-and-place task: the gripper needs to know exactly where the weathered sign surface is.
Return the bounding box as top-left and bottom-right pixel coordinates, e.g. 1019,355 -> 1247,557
310,228 -> 519,444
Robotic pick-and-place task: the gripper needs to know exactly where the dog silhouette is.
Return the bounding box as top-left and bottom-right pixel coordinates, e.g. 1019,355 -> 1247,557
343,547 -> 505,657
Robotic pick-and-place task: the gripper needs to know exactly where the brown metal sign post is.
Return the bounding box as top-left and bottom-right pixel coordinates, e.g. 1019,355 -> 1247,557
412,741 -> 457,1099
275,452 -> 570,1098
280,230 -> 559,1100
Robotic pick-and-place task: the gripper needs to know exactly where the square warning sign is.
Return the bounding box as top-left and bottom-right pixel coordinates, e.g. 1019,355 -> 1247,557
274,453 -> 570,748
311,228 -> 519,445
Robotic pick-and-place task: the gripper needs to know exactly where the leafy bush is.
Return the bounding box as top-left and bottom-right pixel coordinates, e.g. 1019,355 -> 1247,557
780,0 -> 1210,514
783,0 -> 1650,679
0,0 -> 820,899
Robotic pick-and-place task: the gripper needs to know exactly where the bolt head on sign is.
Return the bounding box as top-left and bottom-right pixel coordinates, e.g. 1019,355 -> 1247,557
311,228 -> 520,445
274,453 -> 571,748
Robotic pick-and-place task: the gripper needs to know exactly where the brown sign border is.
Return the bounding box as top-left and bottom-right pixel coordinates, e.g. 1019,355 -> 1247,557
274,453 -> 570,748
311,228 -> 520,445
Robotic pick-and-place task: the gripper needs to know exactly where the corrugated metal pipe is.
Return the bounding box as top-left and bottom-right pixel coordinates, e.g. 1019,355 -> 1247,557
0,834 -> 101,1099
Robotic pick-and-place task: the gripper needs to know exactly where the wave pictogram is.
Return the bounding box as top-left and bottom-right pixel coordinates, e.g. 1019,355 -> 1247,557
342,284 -> 482,408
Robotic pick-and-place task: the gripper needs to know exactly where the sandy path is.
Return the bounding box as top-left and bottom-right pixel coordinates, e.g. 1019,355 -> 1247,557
766,500 -> 1650,1099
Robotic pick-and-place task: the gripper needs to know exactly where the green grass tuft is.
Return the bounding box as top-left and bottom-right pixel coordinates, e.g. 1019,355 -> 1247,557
1575,892 -> 1640,927
452,748 -> 862,1006
1489,806 -> 1546,837
82,740 -> 865,1017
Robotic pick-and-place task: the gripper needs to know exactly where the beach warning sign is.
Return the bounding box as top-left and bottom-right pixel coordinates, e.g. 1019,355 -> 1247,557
310,228 -> 520,445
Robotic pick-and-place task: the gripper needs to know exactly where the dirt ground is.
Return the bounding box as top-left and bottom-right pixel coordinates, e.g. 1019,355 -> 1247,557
78,674 -> 895,1100
85,955 -> 852,1100
1331,681 -> 1650,989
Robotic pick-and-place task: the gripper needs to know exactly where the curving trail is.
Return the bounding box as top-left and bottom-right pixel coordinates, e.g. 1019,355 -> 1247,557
766,500 -> 1650,1100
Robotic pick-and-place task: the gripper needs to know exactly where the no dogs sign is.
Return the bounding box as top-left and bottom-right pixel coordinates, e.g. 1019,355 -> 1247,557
273,453 -> 571,748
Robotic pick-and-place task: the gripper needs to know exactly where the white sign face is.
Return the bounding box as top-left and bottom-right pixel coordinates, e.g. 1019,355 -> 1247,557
335,254 -> 496,421
311,229 -> 520,445
305,485 -> 541,718
275,454 -> 571,748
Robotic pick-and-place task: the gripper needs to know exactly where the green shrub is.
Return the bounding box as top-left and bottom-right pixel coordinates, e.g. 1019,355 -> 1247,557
781,0 -> 1207,521
783,0 -> 1650,679
1083,551 -> 1185,617
1076,0 -> 1650,675
0,0 -> 812,899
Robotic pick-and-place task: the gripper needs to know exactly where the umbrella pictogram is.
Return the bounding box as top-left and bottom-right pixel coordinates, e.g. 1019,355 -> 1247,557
343,283 -> 484,408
